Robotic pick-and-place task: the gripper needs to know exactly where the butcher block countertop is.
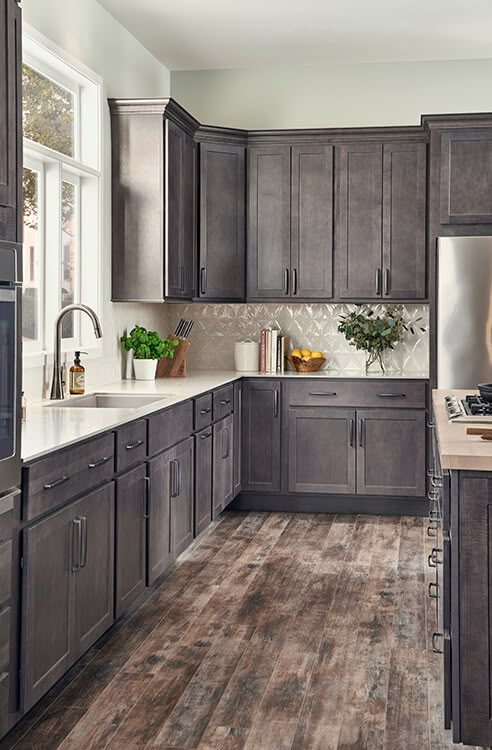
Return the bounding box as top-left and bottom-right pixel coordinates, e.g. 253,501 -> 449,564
433,389 -> 492,471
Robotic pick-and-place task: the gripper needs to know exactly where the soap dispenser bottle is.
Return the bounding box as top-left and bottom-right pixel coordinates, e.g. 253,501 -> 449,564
69,351 -> 87,395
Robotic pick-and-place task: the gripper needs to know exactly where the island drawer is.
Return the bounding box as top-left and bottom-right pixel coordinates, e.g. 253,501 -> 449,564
194,393 -> 213,432
22,432 -> 115,521
148,401 -> 193,457
115,419 -> 147,473
287,380 -> 427,409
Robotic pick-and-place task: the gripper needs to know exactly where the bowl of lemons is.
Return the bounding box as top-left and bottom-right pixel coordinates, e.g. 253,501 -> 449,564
287,348 -> 326,373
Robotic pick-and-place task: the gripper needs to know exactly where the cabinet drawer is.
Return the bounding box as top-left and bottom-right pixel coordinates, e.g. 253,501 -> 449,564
0,607 -> 10,672
23,433 -> 115,522
194,393 -> 213,431
213,385 -> 234,421
115,419 -> 147,473
148,401 -> 193,457
287,380 -> 426,409
0,542 -> 11,608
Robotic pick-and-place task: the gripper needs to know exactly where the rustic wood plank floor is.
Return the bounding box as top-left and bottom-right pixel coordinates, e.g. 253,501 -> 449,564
2,512 -> 469,750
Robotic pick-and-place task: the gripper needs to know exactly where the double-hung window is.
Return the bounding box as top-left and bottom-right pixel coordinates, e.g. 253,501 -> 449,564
22,28 -> 102,360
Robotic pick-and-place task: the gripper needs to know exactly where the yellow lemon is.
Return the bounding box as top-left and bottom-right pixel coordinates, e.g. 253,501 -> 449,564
291,349 -> 302,359
300,349 -> 311,358
311,351 -> 323,359
302,356 -> 311,362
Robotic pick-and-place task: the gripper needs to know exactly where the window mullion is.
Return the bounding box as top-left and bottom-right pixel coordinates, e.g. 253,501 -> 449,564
43,161 -> 62,356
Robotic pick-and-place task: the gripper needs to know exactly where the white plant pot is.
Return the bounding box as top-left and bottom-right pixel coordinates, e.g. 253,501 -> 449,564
133,359 -> 157,381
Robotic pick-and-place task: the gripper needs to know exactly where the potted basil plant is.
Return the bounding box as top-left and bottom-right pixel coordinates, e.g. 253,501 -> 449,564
121,325 -> 179,380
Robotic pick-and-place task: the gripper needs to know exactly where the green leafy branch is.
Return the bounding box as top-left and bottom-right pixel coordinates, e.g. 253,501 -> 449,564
121,325 -> 179,360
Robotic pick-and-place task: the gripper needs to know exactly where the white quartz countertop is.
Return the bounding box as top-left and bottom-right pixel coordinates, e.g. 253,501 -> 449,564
22,369 -> 429,463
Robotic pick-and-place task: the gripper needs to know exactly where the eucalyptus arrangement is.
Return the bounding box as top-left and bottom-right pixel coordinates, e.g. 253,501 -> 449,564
338,305 -> 425,373
121,325 -> 179,380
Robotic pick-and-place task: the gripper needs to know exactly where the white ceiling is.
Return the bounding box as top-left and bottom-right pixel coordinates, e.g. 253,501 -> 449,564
97,0 -> 492,71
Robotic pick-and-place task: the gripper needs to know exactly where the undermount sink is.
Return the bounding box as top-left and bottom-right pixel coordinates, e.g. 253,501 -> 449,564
47,393 -> 173,409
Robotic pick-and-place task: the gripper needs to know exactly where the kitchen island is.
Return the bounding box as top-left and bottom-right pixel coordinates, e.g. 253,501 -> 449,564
431,389 -> 492,746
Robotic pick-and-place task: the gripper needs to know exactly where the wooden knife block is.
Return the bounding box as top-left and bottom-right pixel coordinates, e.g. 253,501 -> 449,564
156,337 -> 190,378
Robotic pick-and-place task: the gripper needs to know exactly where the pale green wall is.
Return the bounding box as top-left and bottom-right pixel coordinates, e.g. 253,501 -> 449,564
171,59 -> 492,129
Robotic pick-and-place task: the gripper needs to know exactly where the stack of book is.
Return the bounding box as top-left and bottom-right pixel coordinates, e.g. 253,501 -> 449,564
259,328 -> 288,373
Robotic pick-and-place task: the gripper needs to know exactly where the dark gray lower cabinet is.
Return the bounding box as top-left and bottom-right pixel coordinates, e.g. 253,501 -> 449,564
357,409 -> 425,496
147,450 -> 172,585
115,464 -> 147,618
170,437 -> 194,558
213,414 -> 234,518
288,408 -> 356,494
195,427 -> 213,536
21,482 -> 114,711
233,381 -> 242,498
241,380 -> 281,493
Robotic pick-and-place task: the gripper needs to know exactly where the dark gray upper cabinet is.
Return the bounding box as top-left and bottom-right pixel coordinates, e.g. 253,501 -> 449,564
115,464 -> 147,619
21,482 -> 114,712
170,437 -> 194,558
382,142 -> 426,299
241,380 -> 281,493
0,0 -> 21,243
109,98 -> 199,302
248,146 -> 291,298
288,407 -> 356,494
199,141 -> 246,300
248,144 -> 334,300
291,145 -> 333,298
336,140 -> 427,300
440,129 -> 492,225
213,414 -> 234,518
336,142 -> 384,299
356,408 -> 425,496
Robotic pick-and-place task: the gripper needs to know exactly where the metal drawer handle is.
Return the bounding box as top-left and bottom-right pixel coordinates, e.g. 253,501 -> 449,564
44,475 -> 69,490
126,439 -> 144,451
274,389 -> 279,418
359,419 -> 364,448
377,393 -> 406,398
144,476 -> 150,519
432,632 -> 444,654
308,392 -> 337,397
383,268 -> 390,296
348,418 -> 355,448
220,399 -> 231,405
200,267 -> 207,295
200,432 -> 212,440
72,518 -> 82,572
427,421 -> 435,429
292,268 -> 298,296
200,407 -> 212,415
88,456 -> 111,469
376,268 -> 382,295
223,428 -> 230,459
284,268 -> 289,295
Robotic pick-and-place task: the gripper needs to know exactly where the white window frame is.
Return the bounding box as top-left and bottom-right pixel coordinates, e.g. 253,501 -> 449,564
22,25 -> 103,367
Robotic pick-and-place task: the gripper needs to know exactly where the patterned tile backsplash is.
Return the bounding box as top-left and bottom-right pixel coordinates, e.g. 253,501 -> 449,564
166,303 -> 430,376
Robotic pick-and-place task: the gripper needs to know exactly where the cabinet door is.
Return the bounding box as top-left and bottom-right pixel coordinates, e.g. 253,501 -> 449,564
357,409 -> 425,496
291,145 -> 333,299
440,129 -> 492,224
194,428 -> 213,537
21,502 -> 77,711
336,142 -> 383,299
199,142 -> 245,299
0,0 -> 21,243
213,414 -> 234,518
288,408 -> 356,494
170,437 -> 194,558
233,381 -> 242,498
457,473 -> 492,746
241,380 -> 281,493
147,450 -> 172,585
74,483 -> 114,657
115,464 -> 147,619
382,142 -> 426,299
166,121 -> 196,298
248,146 -> 291,298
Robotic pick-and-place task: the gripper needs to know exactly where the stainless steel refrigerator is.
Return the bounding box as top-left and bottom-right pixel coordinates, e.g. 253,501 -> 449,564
438,236 -> 492,389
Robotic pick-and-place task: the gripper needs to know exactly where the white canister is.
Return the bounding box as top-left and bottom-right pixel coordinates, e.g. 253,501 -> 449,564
234,340 -> 260,372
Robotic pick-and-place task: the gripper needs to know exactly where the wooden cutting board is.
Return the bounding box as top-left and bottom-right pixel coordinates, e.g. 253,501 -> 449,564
466,427 -> 492,441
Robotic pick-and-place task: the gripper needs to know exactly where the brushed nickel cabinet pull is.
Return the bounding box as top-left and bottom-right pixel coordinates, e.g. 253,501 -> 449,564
384,268 -> 390,295
349,419 -> 355,447
377,393 -> 406,398
274,390 -> 279,418
359,419 -> 364,448
200,407 -> 212,415
88,456 -> 111,469
80,516 -> 88,569
144,476 -> 151,519
200,432 -> 212,440
284,268 -> 289,295
44,475 -> 69,490
72,518 -> 82,572
308,391 -> 337,397
200,267 -> 207,295
292,268 -> 298,296
376,268 -> 382,295
126,440 -> 144,451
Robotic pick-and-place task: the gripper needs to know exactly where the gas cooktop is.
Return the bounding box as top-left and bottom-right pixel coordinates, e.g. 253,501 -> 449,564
445,394 -> 492,422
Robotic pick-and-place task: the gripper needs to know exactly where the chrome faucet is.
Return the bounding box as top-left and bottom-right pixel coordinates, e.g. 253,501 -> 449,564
50,304 -> 103,400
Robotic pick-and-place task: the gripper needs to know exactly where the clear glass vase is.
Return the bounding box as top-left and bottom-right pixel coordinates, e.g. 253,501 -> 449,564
365,351 -> 385,374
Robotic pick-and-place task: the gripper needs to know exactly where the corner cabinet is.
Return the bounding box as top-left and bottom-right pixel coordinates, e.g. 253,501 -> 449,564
198,139 -> 246,300
0,0 -> 21,243
109,98 -> 198,302
336,140 -> 427,300
439,128 -> 492,225
247,144 -> 333,300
